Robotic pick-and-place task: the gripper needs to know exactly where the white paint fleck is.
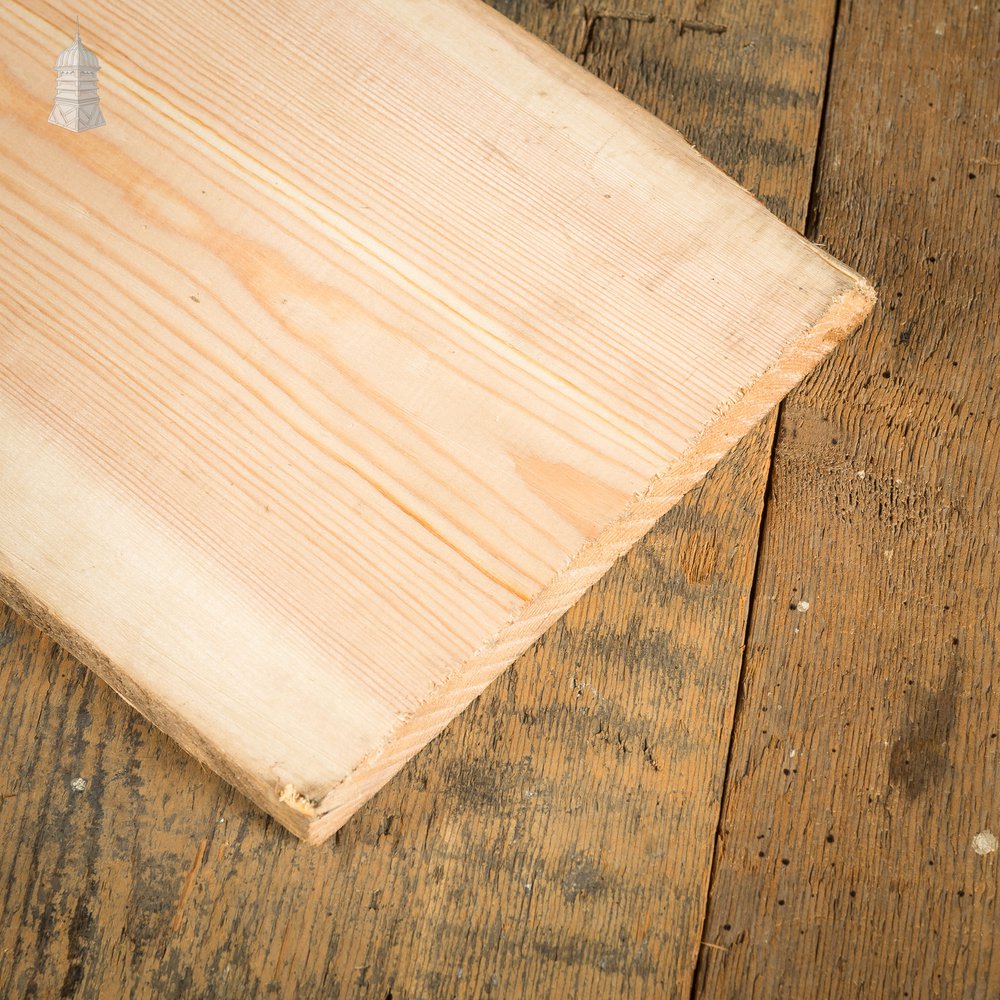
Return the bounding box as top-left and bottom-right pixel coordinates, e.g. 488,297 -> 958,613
790,749 -> 797,758
972,830 -> 998,856
70,777 -> 87,792
884,550 -> 894,560
856,470 -> 866,479
795,600 -> 810,612
934,21 -> 946,35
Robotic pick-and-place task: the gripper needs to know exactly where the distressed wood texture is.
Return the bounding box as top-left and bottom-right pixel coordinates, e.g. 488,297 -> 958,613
0,1 -> 850,997
0,0 -> 871,842
694,0 -> 1000,997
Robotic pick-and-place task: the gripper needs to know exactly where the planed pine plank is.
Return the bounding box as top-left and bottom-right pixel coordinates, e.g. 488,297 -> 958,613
0,0 -> 872,842
0,4 -> 852,996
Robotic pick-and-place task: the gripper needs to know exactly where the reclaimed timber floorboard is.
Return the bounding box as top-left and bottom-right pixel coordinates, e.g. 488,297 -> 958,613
693,0 -> 1000,996
6,0 -> 993,997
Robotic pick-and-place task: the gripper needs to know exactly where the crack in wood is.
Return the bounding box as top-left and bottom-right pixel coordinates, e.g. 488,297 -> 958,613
679,19 -> 728,35
571,4 -> 655,61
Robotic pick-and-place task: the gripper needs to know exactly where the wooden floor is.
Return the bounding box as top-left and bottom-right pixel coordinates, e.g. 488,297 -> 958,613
0,0 -> 996,996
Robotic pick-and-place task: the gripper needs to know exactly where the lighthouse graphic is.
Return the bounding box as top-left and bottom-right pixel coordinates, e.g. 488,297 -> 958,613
49,19 -> 106,132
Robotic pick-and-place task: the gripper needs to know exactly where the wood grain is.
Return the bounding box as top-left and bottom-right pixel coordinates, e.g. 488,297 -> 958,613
694,0 -> 1000,996
0,1 -> 850,996
0,0 -> 870,840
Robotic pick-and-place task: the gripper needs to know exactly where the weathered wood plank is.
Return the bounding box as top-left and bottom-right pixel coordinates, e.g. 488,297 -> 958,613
694,0 -> 1000,996
0,1 -> 845,996
0,0 -> 868,840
